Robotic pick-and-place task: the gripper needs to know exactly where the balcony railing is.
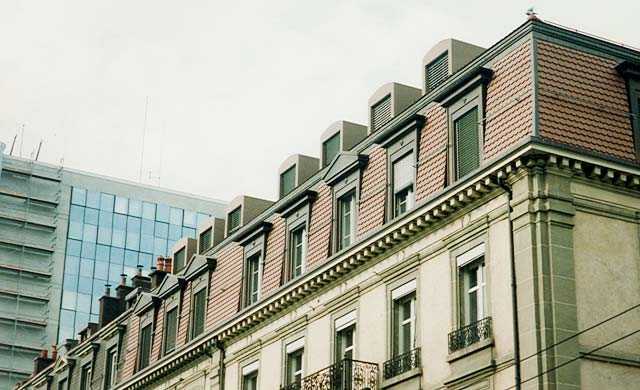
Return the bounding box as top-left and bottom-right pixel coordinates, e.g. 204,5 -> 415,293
448,316 -> 492,353
382,347 -> 421,380
280,358 -> 378,390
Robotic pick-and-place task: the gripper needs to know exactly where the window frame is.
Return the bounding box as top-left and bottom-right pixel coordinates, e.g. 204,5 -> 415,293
227,206 -> 242,235
387,130 -> 418,221
137,320 -> 153,371
285,205 -> 309,282
388,278 -> 418,359
199,227 -> 212,254
173,247 -> 186,273
242,234 -> 265,308
332,171 -> 360,253
190,274 -> 208,340
334,310 -> 357,362
163,304 -> 179,354
80,362 -> 92,390
284,338 -> 305,386
280,165 -> 297,198
104,345 -> 118,389
241,360 -> 260,390
447,86 -> 485,183
322,132 -> 341,168
454,243 -> 488,327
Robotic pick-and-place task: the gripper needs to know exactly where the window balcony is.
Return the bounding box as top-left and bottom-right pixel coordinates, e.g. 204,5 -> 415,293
280,358 -> 378,390
448,317 -> 492,353
382,347 -> 421,380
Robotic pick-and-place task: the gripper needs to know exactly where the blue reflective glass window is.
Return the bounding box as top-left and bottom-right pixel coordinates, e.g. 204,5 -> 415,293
81,242 -> 96,259
78,277 -> 92,294
167,240 -> 177,253
169,224 -> 182,240
77,293 -> 91,311
92,294 -> 101,315
93,279 -> 106,296
100,193 -> 115,212
64,255 -> 80,275
183,210 -> 196,228
170,208 -> 183,226
109,265 -> 122,282
68,221 -> 83,240
75,312 -> 89,332
139,253 -> 152,270
142,201 -> 156,220
124,250 -> 138,267
90,314 -> 98,323
110,247 -> 124,264
140,236 -> 154,253
197,213 -> 209,229
67,239 -> 82,256
113,214 -> 126,230
63,273 -> 78,291
62,291 -> 76,310
183,227 -> 196,239
83,224 -> 97,242
112,230 -> 125,248
156,204 -> 170,222
60,309 -> 75,328
97,227 -> 112,245
80,259 -> 94,278
71,187 -> 86,206
127,216 -> 141,233
99,211 -> 113,227
141,219 -> 154,235
115,196 -> 128,214
154,238 -> 167,256
86,191 -> 100,209
155,222 -> 168,238
124,267 -> 137,279
126,233 -> 140,250
84,208 -> 99,225
94,261 -> 108,280
96,245 -> 110,262
70,205 -> 84,222
128,199 -> 142,217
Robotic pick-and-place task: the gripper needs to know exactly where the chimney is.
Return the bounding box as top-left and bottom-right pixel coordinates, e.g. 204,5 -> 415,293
99,284 -> 123,328
164,257 -> 173,274
32,349 -> 53,376
78,323 -> 98,342
116,274 -> 134,301
131,265 -> 152,291
149,257 -> 168,289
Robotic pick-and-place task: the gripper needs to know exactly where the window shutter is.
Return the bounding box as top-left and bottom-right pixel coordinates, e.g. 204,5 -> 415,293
455,107 -> 480,179
393,153 -> 414,192
228,207 -> 241,233
174,248 -> 185,273
280,166 -> 296,197
322,133 -> 341,167
371,95 -> 392,131
425,52 -> 449,93
199,228 -> 212,253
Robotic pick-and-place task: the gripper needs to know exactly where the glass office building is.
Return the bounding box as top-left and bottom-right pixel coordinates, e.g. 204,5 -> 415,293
59,187 -> 212,342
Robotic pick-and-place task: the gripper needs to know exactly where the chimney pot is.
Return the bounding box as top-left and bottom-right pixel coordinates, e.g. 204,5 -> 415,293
51,345 -> 57,361
120,273 -> 127,286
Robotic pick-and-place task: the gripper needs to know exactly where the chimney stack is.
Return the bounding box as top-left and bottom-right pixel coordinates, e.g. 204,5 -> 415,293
132,265 -> 152,291
32,349 -> 53,376
149,257 -> 168,290
99,283 -> 123,328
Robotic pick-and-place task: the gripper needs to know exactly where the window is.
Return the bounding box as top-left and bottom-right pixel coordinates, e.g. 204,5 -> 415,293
191,289 -> 206,338
392,152 -> 415,217
138,324 -> 152,370
288,226 -> 306,280
371,94 -> 392,132
425,51 -> 449,93
58,378 -> 68,390
228,207 -> 241,234
337,192 -> 356,251
323,133 -> 341,167
164,307 -> 178,353
242,362 -> 259,390
244,252 -> 261,306
173,247 -> 186,273
286,349 -> 304,386
335,321 -> 355,361
458,249 -> 486,326
454,107 -> 480,179
105,346 -> 118,389
80,363 -> 92,390
391,282 -> 416,357
280,166 -> 296,198
199,227 -> 212,254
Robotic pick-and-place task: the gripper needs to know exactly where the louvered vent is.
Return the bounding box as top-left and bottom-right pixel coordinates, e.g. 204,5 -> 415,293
455,107 -> 480,179
425,52 -> 449,93
227,206 -> 241,234
371,95 -> 392,131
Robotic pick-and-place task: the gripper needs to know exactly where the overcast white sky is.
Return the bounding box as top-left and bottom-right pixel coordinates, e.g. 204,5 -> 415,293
1,1 -> 638,202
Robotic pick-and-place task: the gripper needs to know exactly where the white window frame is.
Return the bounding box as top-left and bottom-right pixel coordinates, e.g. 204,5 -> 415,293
285,338 -> 305,385
456,243 -> 487,326
390,280 -> 417,357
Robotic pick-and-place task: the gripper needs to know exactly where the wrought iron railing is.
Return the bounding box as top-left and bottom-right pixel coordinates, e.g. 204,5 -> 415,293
448,316 -> 492,353
382,347 -> 421,380
280,358 -> 378,390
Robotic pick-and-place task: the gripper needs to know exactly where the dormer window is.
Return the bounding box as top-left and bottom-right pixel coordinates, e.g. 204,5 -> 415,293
392,152 -> 415,217
228,206 -> 241,234
173,248 -> 186,273
322,133 -> 340,168
616,61 -> 640,159
371,94 -> 392,132
454,107 -> 480,179
199,227 -> 212,254
425,51 -> 449,93
280,165 -> 296,197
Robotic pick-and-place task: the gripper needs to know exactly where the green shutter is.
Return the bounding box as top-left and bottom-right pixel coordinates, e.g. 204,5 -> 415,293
139,325 -> 152,369
174,248 -> 185,273
228,207 -> 241,233
199,228 -> 212,253
164,308 -> 177,353
371,95 -> 392,131
455,107 -> 480,179
192,290 -> 206,337
323,133 -> 341,167
425,52 -> 449,93
280,166 -> 296,197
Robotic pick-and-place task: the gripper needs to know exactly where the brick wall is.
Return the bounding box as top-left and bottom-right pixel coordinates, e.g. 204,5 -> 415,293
262,215 -> 285,297
176,283 -> 191,348
121,314 -> 140,380
357,145 -> 387,238
415,105 -> 448,202
537,39 -> 635,161
150,303 -> 164,363
206,244 -> 244,330
306,183 -> 332,270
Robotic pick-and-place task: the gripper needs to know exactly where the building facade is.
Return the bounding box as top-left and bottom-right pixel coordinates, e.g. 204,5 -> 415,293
14,18 -> 640,390
0,153 -> 226,389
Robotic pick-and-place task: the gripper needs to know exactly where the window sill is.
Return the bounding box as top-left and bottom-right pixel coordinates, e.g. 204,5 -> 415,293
381,367 -> 422,389
447,337 -> 493,363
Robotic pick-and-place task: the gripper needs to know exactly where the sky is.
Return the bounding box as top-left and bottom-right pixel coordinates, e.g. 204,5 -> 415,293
1,0 -> 639,202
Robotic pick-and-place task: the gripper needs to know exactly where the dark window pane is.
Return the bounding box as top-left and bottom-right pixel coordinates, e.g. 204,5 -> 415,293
199,228 -> 212,254
227,207 -> 241,234
455,107 -> 480,179
323,133 -> 341,167
280,165 -> 296,197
